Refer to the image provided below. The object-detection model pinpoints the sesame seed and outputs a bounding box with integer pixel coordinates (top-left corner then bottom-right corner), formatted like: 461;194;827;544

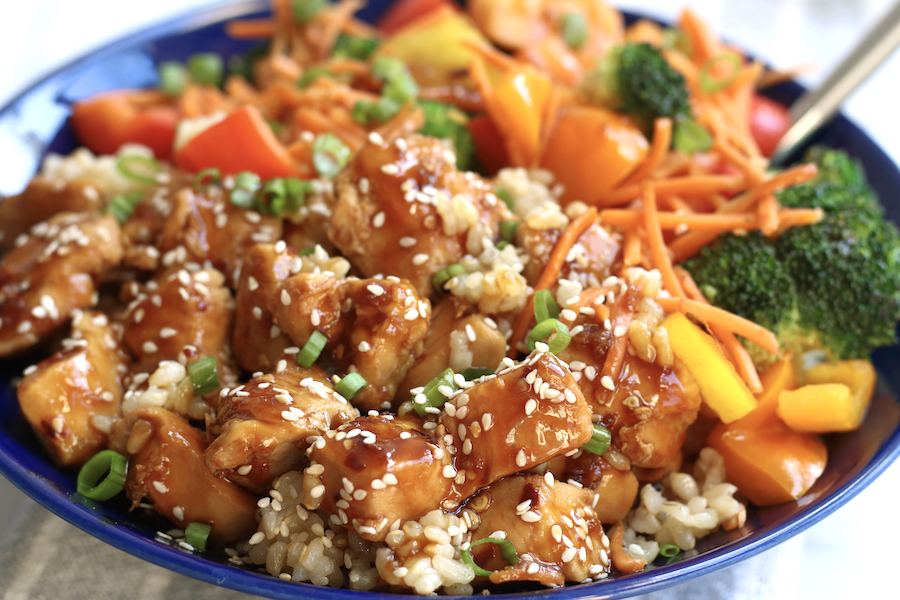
311;310;321;326
614;325;627;337
600;375;615;391
561;547;578;563
380;164;399;175
276;359;287;372
17;321;32;334
525;399;538;416
544;471;555;487
372;211;385;228
281;290;291;306
247;277;259;291
358;341;371;353
366;284;384;296
249;531;266;545
159;327;177;339
143;341;158;354
516;449;527;467
51;415;65;433
520;511;541;523
561;309;577;322
368;132;385;145
442;465;457;479
465;324;476;342
281;410;299;421
258;497;271;508
237;465;252;475
309;485;325;498
403;309;418;321
412;253;429;266
270;325;281;338
275;393;292;404
252;307;263;320
399;237;417;248
172;506;184;521
383;473;399;485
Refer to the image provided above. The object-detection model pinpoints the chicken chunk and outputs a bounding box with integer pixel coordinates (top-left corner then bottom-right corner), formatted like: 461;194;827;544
205;359;358;494
519;219;620;289
0;178;103;253
329;135;507;298
157;186;283;286
122;267;232;367
467;475;611;586
109;407;258;543
549;453;640;524
439;351;593;504
17;310;128;466
397;296;507;396
272;274;430;411
0;212;122;356
301;414;453;541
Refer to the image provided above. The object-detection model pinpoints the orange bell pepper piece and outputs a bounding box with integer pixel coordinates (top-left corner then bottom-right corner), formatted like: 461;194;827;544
707;357;827;506
70;90;179;159
176;106;297;179
488;67;553;168
539;105;649;205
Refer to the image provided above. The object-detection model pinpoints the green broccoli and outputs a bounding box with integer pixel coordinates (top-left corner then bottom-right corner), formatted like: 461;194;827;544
684;147;900;364
580;42;691;131
417;100;475;171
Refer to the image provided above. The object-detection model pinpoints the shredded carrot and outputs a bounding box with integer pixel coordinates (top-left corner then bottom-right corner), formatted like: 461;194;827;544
461;39;521;72
680;8;720;65
617;117;673;189
599;207;821;233
598;292;636;397
609;521;647;573
622;229;643;267
758;195;780;236
642;182;684;297
600;174;745;207
657;297;779;355
507;207;599;356
226;19;277;39
714;138;764;186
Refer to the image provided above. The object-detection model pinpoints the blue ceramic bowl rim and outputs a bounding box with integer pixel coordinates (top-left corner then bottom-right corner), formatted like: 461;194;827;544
1;1;899;598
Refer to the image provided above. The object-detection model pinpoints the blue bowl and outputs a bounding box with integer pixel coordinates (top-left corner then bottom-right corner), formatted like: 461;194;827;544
1;1;898;598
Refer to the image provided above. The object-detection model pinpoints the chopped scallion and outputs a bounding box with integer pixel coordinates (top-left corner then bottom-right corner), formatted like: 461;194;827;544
412;368;458;417
372;56;407;82
298;66;332;89
673;119;713;154
292;0;326;23
187;53;224;87
496;188;515;211
659;543;682;564
382;73;419;106
533;290;560;323
116;155;161;185
459;537;519;577
297;330;327;368
230;171;261;208
194;168;222;191
581;423;612;456
312;133;351;178
185;522;213;552
77;449;128;501
699;53;741;92
158;61;187;97
499;220;520;244
297;247;316;256
460;367;494;381
560;13;588;50
107;192;144;224
432;263;467;294
352;99;375;125
335;372;367;400
526;318;571;354
188;356;220;396
332;33;379;60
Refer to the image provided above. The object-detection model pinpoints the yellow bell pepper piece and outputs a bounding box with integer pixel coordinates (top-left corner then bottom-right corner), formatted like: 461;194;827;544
662;312;758;423
776;359;876;432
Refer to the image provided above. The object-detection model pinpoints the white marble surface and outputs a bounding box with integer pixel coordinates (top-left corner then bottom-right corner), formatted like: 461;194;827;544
1;0;899;598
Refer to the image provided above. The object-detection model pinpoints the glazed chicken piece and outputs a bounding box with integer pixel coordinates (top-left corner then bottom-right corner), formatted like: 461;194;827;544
0;179;104;253
205;358;358;494
329;134;508;298
519;219;621;289
467;475;611;586
156;186;283;286
272;273;430;411
122;267;233;367
397;296;507;396
548;452;640;524
439;351;593;504
301;414;453;541
0;212;122;357
17;310;128;467
109;406;258;543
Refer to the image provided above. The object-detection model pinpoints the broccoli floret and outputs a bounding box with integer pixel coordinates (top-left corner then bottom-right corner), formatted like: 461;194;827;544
684;147;900;363
580;42;691;131
417;100;475;171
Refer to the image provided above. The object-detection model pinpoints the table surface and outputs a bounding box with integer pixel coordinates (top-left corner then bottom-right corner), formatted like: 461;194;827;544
1;0;899;598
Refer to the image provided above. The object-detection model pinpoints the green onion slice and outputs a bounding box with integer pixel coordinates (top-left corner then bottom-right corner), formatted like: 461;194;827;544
188;356;219;396
560;13;588;50
297;247;316;257
332;33;379;60
496;241;509;250
412;368;458;417
432;264;467;294
159;61;187;97
194;168;222;191
312;133;352;178
335;372;367;400
298;66;332;89
297;330;327;368
230;171;262;208
116;155;161;185
77;449;128;501
460;367;494;381
292;0;326;24
352;99;375;125
581;423;612;456
185;522;213;552
659;543;682;564
372;56;407;82
382;73;419;106
661;28;692;55
187;53;224;87
107;192;144;224
533;290;560;323
496;188;515;211
460;537;519;577
527;318;571;354
699;53;741;92
499;220;520;244
673;119;713;154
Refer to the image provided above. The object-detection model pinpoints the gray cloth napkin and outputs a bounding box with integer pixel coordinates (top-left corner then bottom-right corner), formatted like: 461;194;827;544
0;501;802;600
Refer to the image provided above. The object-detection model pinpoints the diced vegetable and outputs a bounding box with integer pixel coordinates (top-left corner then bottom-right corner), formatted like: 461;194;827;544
77;449;128;501
335;373;367;400
311;133;352;178
662;312;758;422
526;318;571;354
459;537;519;577
432;263;466;294
412;368;458;417
176;106;297;179
188;356;220;396
540;105;649;204
468;115;508;175
331;33;379;60
292;0;327;24
159;61;188;97
532;289;559;323
489;67;553;168
776;359;876;432
187;53;224;87
581;423;612;456
71;90;179;159
185;522;213;552
297;331;328;368
750;94;792;157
